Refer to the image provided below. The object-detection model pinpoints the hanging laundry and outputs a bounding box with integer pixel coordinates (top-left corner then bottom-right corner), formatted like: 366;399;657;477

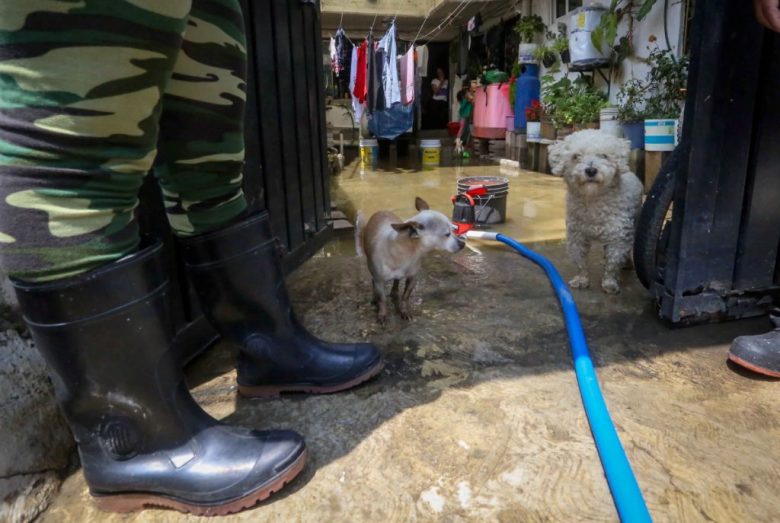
373;45;386;111
353;40;368;103
416;44;429;77
367;32;378;112
368;103;414;140
399;46;415;105
329;36;338;73
335;28;350;76
378;22;400;107
349;47;365;124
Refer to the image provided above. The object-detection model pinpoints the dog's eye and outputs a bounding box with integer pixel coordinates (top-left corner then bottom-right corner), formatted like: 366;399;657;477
573;153;581;161
598;153;608;159
445;232;451;238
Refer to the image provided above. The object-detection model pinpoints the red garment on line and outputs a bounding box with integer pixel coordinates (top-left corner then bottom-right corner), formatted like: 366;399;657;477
353;41;368;103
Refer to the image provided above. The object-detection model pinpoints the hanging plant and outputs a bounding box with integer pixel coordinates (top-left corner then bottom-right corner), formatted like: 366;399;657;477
514;14;546;43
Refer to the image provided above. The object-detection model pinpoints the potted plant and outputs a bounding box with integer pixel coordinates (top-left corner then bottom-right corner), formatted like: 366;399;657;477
616;78;648;148
525;99;543;139
642;47;688;151
542;75;606;137
515;14;546;64
533;44;558;69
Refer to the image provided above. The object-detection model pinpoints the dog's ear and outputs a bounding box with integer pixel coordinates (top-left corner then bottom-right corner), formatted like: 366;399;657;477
547;140;569;177
415;197;430;211
392;221;425;238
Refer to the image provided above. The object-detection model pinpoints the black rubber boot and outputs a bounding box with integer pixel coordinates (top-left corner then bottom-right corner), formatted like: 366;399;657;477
728;308;780;378
12;242;306;516
180;213;383;397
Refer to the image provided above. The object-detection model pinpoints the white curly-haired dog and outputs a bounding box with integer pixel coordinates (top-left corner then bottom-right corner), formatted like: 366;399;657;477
548;129;643;294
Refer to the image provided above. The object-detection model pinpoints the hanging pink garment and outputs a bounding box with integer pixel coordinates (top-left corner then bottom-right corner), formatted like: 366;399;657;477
473;83;514;139
399;47;415;105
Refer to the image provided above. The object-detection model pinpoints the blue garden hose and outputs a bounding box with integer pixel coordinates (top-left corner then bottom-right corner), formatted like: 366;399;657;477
466;230;652;523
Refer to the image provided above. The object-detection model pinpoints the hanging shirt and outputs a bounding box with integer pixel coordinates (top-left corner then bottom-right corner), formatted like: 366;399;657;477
349;47;364;124
335;28;350;76
416;44;429;76
378;23;400;107
353;41;368;104
329;37;338;73
399;47;415;106
373;46;386;111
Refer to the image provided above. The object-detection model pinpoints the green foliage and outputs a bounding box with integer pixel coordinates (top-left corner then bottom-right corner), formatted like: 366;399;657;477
636;0;658;20
541;75;607;127
616;78;649;122
616;46;689;122
514;14;546;43
644;47;689;118
591;0;658;58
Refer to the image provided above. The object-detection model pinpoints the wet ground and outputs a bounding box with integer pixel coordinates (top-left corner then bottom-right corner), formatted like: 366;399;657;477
43;159;780;522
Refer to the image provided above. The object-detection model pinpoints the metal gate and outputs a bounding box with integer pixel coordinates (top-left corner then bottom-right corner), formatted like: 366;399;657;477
139;0;332;358
652;0;780;325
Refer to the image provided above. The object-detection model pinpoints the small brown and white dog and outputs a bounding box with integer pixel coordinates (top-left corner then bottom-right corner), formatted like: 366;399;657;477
356;197;465;324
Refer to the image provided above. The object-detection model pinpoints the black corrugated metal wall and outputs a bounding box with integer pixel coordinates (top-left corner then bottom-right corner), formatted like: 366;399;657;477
139;0;332;357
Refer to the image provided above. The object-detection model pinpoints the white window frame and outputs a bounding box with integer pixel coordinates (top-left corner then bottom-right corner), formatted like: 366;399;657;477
553;0;583;25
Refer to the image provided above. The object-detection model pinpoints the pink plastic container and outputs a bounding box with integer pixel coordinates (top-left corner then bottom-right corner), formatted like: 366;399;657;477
473;83;514;139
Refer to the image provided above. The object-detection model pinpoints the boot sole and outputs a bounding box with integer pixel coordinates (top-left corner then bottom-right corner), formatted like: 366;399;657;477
728;353;780;378
238;360;384;398
92;448;307;516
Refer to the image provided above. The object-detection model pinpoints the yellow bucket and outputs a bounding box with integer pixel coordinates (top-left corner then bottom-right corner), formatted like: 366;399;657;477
359;139;378;165
420;139;441;167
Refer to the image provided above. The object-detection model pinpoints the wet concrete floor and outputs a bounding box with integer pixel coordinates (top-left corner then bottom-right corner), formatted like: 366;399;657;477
43;159;780;522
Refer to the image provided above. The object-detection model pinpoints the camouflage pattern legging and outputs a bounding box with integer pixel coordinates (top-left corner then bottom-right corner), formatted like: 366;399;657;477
0;0;248;281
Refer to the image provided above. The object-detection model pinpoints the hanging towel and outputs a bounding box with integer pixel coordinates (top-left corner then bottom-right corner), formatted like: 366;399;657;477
399;47;415;105
378;23;401;106
416;44;429;77
349;47;364;124
353;40;368;103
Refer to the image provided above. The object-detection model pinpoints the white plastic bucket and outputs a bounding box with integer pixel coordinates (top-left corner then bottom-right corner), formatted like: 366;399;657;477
420;139;441;167
518;43;538;64
569;6;609;68
599;107;621;137
526;121;541;140
644;119;677;151
359;139;378;164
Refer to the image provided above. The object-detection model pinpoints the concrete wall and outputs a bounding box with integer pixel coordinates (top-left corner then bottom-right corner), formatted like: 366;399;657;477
531;0;685;104
322;0;439;17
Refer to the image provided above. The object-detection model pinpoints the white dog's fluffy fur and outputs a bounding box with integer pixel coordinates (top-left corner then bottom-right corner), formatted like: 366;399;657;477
548;130;643;293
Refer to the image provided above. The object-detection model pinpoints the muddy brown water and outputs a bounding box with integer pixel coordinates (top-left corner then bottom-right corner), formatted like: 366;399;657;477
42;160;780;522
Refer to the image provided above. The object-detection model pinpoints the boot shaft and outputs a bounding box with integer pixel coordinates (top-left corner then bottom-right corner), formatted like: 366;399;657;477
11;242;205;456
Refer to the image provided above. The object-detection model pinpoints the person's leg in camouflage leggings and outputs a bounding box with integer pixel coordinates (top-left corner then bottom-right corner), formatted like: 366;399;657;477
0;0;247;282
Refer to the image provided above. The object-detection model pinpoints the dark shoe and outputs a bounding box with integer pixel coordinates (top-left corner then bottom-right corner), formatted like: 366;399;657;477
12;242;306;515
180;214;383;397
728;309;780;378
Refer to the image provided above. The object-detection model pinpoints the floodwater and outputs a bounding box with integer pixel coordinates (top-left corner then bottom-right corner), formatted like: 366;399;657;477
327;156;568;257
42;156;780;522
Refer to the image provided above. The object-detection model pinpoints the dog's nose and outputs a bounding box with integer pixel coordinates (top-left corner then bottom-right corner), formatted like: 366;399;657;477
585;167;598;178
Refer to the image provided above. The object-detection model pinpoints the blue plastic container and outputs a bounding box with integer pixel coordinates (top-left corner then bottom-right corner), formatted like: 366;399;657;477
622;121;645;150
514;64;540;131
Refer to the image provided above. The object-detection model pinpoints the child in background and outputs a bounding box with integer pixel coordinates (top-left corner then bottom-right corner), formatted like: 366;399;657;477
455;85;474;158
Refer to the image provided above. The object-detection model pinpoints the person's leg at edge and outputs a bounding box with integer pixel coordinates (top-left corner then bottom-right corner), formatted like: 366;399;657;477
0;1;305;514
157;0;384;397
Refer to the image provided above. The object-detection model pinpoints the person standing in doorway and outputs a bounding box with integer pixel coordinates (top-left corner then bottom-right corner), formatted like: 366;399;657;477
430;67;450;128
